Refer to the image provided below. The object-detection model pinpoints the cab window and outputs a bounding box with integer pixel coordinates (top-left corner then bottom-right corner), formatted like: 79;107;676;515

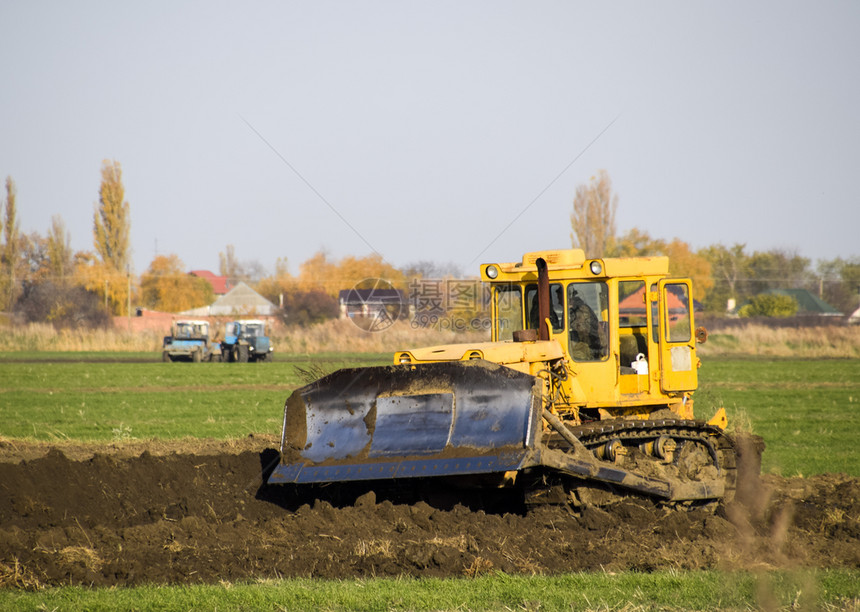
525;283;564;333
618;281;646;327
494;285;523;341
664;283;692;342
568;282;609;361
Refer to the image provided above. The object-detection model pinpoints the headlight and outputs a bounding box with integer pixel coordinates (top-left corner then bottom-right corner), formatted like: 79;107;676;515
589;261;603;275
485;265;499;279
398;353;412;364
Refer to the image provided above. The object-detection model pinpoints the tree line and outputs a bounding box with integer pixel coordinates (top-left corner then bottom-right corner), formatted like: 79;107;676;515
2;165;858;330
1;161;131;328
571;170;860;316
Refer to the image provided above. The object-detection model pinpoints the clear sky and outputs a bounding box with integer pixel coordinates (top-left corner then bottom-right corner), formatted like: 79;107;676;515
2;1;858;278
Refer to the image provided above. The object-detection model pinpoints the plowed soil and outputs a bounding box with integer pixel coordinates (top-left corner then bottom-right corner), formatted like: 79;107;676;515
1;436;858;589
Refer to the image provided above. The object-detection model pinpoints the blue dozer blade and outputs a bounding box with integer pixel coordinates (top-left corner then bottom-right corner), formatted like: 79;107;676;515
269;360;540;485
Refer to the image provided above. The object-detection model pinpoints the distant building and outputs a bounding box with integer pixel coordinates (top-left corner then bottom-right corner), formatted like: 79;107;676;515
338;288;406;320
181;282;277;316
847;305;860;325
617;285;700;324
753;288;842;317
189;270;233;296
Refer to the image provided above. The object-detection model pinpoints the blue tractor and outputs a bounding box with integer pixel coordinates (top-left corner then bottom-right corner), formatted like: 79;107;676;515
221;320;273;362
162;320;221;363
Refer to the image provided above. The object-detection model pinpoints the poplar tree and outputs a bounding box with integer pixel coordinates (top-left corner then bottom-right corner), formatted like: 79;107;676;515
1;177;20;309
570;170;617;258
94;160;130;272
78;160;132;315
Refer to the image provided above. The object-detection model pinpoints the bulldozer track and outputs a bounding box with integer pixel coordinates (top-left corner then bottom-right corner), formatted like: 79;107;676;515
567;419;739;501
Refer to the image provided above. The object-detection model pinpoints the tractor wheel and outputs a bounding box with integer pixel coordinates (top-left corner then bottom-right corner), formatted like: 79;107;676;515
162;351;172;363
237;346;249;363
192;349;202;363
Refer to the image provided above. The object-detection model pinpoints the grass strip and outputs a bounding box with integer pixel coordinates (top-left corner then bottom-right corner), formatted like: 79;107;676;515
1;570;858;611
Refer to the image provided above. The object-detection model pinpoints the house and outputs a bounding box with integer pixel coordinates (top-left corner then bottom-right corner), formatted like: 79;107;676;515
751;288;842;317
180;282;277;316
338;288;405;321
617;285;697;324
189;270;233;296
847;305;860;325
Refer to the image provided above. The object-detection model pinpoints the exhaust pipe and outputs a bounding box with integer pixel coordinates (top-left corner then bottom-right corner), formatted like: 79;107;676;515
536;257;550;341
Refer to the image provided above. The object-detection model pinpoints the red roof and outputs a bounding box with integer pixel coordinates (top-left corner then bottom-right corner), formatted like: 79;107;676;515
619;286;687;313
189;270;231;295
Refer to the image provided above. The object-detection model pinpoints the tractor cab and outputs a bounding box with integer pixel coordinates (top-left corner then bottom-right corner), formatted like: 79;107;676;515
173;320;210;340
482;250;702;422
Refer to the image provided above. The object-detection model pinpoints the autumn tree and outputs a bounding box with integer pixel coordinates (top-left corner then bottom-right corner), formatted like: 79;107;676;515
94;160;131;272
76;160;133;315
19;232;50;284
401;261;463;279
261;251;406;301
570;170;617;258
255;257;293;307
610;229;712;302
218;244;267;283
219;244;240;279
818;257;860;314
609;227;659;258
47;215;73;283
0;177;21;310
333;253;405;295
140;254;214;313
15;282;111;329
277;289;339;326
698;243;750;312
256;255;339;327
738;293;798;318
256;252;406;327
663;239;713;302
294;251;337;293
746;249;813;296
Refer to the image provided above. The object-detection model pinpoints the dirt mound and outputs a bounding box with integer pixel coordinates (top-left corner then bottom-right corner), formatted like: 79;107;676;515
1;440;858;588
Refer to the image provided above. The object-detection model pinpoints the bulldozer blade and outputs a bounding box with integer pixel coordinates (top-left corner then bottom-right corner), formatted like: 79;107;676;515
268;360;542;485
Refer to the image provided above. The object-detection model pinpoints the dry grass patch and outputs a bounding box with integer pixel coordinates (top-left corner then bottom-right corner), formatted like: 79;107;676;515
57;545;103;572
6;322;164;352
7;318;859;358
354;539;393;558
275;319;488;355
426;534;478;552
464;556;495;577
700;323;860;358
3;318;488;354
0;559;44;590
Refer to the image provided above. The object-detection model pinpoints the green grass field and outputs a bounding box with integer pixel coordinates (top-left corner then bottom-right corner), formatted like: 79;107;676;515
2;353;859;610
2;570;858;611
2;354;858;477
697;358;860;476
0;353;390;442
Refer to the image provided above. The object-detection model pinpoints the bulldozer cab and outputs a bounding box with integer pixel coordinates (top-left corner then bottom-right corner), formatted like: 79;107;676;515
484;250;699;416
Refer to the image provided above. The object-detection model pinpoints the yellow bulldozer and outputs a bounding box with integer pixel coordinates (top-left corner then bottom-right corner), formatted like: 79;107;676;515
268;249;756;507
